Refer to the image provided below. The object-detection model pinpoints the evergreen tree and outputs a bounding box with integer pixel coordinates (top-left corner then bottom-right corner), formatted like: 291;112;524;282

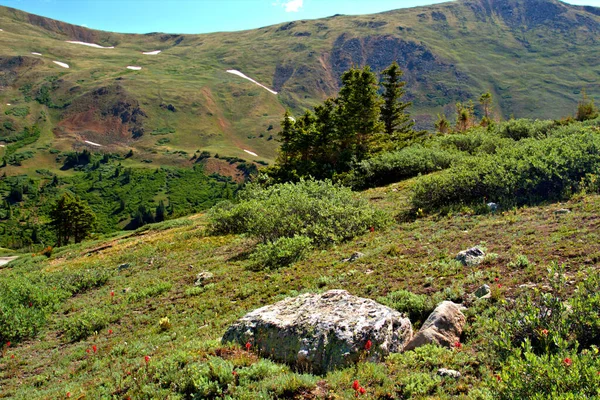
455;101;475;132
336;65;384;165
49;193;96;246
155;200;166;222
576;89;599;122
479;92;493;127
380;62;413;140
435;113;451;134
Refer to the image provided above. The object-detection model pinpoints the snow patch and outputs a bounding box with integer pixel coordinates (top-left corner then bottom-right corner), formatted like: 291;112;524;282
243;149;258;157
126;66;142;70
53;61;69;68
84;140;102;147
226;70;278;95
66;41;114;49
31;52;42;56
143;50;161;55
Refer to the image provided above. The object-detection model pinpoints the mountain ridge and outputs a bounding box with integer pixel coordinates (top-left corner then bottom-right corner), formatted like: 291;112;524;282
0;0;599;174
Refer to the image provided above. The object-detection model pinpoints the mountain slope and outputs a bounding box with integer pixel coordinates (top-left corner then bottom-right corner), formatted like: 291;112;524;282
0;0;599;172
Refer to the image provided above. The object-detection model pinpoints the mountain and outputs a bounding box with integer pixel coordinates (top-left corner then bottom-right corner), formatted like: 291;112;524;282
0;0;599;173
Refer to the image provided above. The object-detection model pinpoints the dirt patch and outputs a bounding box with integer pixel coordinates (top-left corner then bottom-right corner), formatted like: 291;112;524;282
201;158;245;183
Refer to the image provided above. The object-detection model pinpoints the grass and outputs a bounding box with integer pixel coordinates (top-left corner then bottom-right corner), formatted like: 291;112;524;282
1;179;600;398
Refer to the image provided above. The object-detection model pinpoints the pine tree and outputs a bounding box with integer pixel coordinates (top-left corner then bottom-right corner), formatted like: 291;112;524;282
49;193;96;246
336;66;384;165
380;62;413;139
435;114;451;134
576;89;599;122
155;200;166;222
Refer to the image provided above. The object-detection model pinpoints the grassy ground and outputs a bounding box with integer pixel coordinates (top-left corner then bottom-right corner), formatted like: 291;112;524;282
1;180;599;398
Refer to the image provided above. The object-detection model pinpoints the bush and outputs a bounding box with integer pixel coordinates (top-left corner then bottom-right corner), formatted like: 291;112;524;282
351;146;461;188
412;130;600;211
249;235;312;270
497;119;556;140
379;290;434;323
208;179;389;246
62;308;118;342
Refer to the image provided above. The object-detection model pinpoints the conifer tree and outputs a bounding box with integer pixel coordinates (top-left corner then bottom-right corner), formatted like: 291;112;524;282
380;62;413;139
155;200;166;222
50;193;96;246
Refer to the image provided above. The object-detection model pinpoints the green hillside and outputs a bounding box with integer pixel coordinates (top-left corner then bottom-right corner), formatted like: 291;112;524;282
0;0;599;173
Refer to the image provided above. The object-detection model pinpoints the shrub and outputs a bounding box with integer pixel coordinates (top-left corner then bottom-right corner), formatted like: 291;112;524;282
62;308;118;342
378;290;434;323
412;131;600;211
497;119;556;140
127;282;172;303
249;235;312;270
351;146;460;188
208;179;389;246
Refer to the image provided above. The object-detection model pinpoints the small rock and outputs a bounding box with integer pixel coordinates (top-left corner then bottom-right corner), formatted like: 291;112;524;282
404;301;466;351
455;247;485;266
487;202;498;212
195;271;214;287
117;263;130;271
343;252;365;262
474;284;491;299
555;208;571;215
437;368;461;379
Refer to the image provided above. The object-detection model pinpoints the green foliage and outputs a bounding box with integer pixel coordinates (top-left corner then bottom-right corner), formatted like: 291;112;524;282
62;308;118;342
576;90;599;122
4;107;30;117
249;235;312;270
498;119;556;140
49;192;97;246
412;128;600;211
351;146;460;189
209;179;389;245
270;64;413;182
378;289;434;322
127;281;172;303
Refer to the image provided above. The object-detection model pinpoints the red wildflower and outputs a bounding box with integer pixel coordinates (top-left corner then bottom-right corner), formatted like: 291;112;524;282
144;355;150;363
232;370;238;376
541;329;549;336
365;340;372;351
86;349;90;354
495;374;502;382
29;302;32;307
454;341;462;349
498;284;502;288
369;227;375;233
359;387;366;395
110;291;115;297
6;341;10;347
564;357;572;366
66;393;71;398
92;345;97;353
352;380;360;391
10;354;15;359
494;277;499;282
108;329;113;335
245;342;251;351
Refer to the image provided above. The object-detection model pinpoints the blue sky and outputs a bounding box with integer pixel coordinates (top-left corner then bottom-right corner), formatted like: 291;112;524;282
1;0;600;34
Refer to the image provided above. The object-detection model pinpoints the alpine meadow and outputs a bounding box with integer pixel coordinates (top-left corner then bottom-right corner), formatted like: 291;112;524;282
2;0;600;398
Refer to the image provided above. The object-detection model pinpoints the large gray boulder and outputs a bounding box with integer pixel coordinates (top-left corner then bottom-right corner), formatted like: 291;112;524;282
404;301;466;351
222;289;413;374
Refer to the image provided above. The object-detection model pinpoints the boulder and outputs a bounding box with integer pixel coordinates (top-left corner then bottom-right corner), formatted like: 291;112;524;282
455;247;485;266
487;202;498;212
404;301;466;351
222;289;413;374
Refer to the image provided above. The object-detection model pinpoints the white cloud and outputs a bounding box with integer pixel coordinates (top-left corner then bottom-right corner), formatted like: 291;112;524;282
273;0;304;12
283;0;303;12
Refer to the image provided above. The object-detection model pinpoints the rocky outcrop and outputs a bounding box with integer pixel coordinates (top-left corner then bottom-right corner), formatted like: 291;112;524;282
404;301;466;351
222;290;413;374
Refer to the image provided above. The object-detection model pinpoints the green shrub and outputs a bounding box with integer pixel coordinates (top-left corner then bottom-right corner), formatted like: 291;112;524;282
352;146;460;188
62;308;119;342
127;282;172;303
249;235;312;270
497;119;556;140
378;289;434;323
209;179;389;246
412;131;600;211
